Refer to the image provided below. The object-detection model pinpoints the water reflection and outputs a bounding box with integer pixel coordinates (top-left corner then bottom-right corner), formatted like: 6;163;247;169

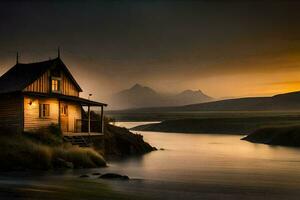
109;122;300;190
1;121;300;199
114;121;159;129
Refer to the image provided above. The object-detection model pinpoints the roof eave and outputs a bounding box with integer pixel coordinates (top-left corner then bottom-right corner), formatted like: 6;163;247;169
22;91;107;107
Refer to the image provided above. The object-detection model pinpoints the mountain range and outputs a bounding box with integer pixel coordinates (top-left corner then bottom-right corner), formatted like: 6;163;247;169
109;84;213;109
121;90;300;112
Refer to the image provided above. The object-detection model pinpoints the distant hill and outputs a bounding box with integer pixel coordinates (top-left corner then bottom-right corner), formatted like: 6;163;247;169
118;91;300;112
242;126;300;147
179;91;300;111
109;84;213;109
131;116;300;134
174;89;212;105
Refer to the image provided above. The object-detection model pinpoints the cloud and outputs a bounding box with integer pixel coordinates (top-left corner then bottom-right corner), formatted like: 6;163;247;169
0;0;300;100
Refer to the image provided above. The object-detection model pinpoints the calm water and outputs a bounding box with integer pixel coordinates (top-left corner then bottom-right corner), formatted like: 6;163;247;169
104;122;300;199
2;122;300;199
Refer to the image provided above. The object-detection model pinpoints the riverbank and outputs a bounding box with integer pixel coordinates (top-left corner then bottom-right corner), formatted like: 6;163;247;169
131;116;300;134
0;122;156;170
242;126;300;147
0;126;106;170
104;124;156;158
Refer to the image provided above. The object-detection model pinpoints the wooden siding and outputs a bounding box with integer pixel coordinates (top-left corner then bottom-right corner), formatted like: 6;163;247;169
24;69;80;97
61;73;79;97
0;94;23;133
24;71;50;93
24;96;82;133
24;96;59;132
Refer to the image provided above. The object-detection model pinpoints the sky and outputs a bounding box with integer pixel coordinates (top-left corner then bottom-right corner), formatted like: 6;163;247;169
0;0;300;102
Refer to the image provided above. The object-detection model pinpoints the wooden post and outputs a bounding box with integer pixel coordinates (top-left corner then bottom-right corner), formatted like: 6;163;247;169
100;105;105;152
88;105;91;133
101;106;104;133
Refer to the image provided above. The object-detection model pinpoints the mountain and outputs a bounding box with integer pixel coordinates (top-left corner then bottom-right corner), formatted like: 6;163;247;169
111;84;164;109
120;91;300;112
109;84;213;109
175;90;212;105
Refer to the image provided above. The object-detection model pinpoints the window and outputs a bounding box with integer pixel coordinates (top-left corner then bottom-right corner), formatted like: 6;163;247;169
39;104;50;118
51;79;61;92
61;105;68;116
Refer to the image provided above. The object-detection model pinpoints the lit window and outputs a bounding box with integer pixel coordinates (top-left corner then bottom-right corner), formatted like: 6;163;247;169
51;79;61;92
39;104;50;118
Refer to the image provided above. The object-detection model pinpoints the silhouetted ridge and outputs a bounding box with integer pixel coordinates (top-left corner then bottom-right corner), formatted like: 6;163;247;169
109;84;213;109
122;90;300;112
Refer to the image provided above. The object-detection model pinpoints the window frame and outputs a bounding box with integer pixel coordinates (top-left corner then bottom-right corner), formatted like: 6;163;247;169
61;104;68;116
51;77;62;93
39;104;50;118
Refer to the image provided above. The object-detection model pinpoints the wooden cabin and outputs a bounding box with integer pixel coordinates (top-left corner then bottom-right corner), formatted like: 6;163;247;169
0;55;107;143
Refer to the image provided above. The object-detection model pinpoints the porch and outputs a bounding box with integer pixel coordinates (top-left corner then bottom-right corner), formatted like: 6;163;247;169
22;91;107;144
60;96;107;146
62;118;105;136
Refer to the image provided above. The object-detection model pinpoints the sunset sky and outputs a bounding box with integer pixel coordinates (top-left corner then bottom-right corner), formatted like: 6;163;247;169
0;0;300;101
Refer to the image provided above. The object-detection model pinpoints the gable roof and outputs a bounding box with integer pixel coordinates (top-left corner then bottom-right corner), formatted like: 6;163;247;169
0;57;82;94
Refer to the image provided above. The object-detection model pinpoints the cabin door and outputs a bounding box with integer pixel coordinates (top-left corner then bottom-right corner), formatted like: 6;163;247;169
60;103;69;132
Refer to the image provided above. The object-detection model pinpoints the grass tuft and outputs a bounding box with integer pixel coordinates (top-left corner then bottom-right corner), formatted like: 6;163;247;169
53;147;106;168
0;125;106;170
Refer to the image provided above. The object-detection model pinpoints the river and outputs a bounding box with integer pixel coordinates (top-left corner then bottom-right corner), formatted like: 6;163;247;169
1;122;300;199
104;122;300;199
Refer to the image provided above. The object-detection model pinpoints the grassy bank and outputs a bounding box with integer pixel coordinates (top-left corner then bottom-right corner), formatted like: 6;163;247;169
0;125;106;170
242;126;300;147
0;121;157;170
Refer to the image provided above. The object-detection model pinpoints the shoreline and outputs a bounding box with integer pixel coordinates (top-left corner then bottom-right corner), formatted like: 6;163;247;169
242;125;300;147
2;128;300;200
1;168;300;200
0;174;142;200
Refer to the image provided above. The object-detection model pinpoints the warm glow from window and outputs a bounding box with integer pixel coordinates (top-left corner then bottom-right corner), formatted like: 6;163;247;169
52;79;61;92
39;104;50;118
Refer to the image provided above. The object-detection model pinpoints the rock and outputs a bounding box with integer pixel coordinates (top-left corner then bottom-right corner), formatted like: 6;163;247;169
160;148;165;151
79;174;89;178
99;173;129;180
53;158;74;169
103;124;156;157
92;172;101;175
